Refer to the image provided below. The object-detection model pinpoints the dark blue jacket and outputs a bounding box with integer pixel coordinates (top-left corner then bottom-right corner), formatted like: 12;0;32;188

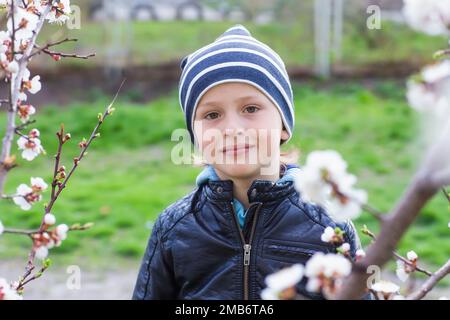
132;164;364;300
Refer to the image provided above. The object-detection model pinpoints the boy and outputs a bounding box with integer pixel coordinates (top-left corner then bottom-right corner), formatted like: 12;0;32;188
132;25;363;300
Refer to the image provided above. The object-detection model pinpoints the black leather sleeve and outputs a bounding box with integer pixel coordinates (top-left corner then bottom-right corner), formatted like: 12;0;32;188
131;215;178;300
337;219;362;260
337;219;373;300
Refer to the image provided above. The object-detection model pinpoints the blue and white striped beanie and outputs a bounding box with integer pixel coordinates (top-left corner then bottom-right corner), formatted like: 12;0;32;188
178;24;295;146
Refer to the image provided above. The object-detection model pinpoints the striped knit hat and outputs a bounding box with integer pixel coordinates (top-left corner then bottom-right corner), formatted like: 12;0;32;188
178;24;295;146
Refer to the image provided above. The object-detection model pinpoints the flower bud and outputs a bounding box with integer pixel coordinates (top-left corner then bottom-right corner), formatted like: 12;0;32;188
44;213;56;226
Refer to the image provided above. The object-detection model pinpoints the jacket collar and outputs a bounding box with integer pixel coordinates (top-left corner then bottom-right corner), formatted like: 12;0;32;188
196;163;301;203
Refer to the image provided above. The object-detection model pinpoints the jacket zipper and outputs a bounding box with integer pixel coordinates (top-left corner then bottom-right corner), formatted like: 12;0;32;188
229;201;262;300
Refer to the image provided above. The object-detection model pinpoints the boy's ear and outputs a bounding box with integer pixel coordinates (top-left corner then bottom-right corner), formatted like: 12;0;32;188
281;128;289;142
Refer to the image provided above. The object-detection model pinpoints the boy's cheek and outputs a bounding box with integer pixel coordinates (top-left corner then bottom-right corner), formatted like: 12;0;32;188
200;140;217;162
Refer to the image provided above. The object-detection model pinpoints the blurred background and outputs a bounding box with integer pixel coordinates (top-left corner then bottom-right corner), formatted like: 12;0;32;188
0;0;449;299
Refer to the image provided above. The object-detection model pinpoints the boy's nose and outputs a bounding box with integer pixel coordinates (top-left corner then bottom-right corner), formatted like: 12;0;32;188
221;115;246;136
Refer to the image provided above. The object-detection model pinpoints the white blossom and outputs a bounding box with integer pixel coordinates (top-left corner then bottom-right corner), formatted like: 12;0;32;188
29;75;41;93
371;280;400;300
56;223;69;240
29;128;40;138
31;176;47;191
12;177;47;210
7;6;39;41
260;288;279;300
22;68;42;94
338;242;351;254
355;249;366;261
0;278;22;300
0;30;10;54
325;187;367;222
5;59;18;74
17;104;36;123
422;60;450;83
407;61;450;116
46;238;55;249
18;91;27;102
46;0;72;24
321;227;335;243
12;183;33;210
0;220;4;235
261;264;304;300
396;260;410;282
17;135;44;161
403;0;450;36
407;250;418;261
14;37;31;55
265;264;304;291
294;150;367;222
34;245;48;260
305;252;352;297
44;213;56;226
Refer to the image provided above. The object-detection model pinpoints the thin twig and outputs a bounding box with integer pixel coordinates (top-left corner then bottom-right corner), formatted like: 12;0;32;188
1;193;18;199
50;124;64;203
15;119;37;131
393;252;433;277
18;80;124;290
3;225;92;236
32;41;95;60
360;203;385;222
361;226;433;276
407;259;450;300
41;48;95;60
12;2;62;286
16;261;50;291
14;128;32;141
45;79;125;214
0;2;51;195
16;265;35;291
29;37;78;58
442;188;450;204
2;228;37;236
434;49;450;59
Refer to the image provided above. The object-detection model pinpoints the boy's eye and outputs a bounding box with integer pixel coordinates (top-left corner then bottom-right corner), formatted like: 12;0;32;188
204;112;220;120
244;105;260;113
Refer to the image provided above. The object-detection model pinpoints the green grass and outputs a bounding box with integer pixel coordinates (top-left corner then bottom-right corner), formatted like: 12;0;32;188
0;81;449;276
33;19;448;68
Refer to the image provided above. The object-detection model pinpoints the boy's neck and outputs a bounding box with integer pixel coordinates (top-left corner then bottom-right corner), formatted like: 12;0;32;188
215;167;280;209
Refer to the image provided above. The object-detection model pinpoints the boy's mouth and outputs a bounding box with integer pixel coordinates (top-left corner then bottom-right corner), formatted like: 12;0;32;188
221;144;254;155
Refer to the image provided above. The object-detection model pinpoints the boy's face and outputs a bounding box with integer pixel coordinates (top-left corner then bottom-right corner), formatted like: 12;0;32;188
193;82;289;179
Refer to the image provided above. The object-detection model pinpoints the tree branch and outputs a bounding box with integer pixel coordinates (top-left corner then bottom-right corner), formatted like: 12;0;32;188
2;228;36;236
407;259;450;300
15;119;37;131
334;172;439;299
41;48;95;60
28;37;78;58
361;225;433;276
0;3;51;195
44;79;125;215
31;39;95;61
334;115;450;299
17;79;124;291
441;188;450;204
